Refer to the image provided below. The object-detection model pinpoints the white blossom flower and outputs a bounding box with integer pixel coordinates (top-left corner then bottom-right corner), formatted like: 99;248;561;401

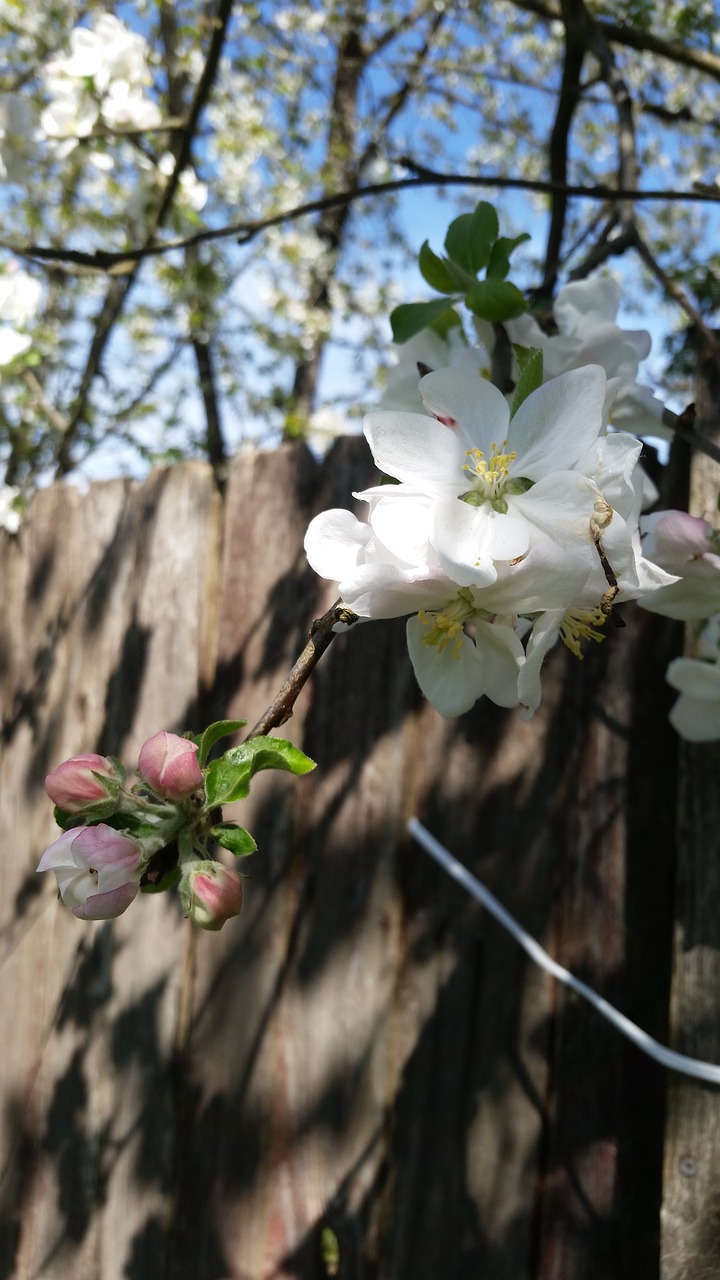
638;510;720;619
505;274;665;437
666;617;720;741
40;86;99;141
379;324;492;413
0;267;41;367
101;81;162;131
0;329;31;365
0;269;42;327
360;365;634;587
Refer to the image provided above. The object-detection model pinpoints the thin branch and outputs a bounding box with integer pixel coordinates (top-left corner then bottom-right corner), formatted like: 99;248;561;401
22;369;70;437
161;0;228;472
192;336;227;470
245;602;359;740
540;0;586;295
663;404;720;466
632;223;720;355
9;170;720;277
507;0;720;84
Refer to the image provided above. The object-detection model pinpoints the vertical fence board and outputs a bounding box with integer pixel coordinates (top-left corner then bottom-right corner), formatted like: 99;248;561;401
661;348;720;1280
0;464;222;1280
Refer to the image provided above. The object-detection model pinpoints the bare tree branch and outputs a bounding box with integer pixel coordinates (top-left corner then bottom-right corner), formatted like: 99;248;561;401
507;0;720;84
193;336;227;471
540;0;586;297
8;171;720;278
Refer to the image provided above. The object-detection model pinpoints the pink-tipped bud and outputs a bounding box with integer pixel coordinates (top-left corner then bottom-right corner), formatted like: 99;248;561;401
180;862;244;931
37;823;143;920
45;753;121;814
138;731;203;802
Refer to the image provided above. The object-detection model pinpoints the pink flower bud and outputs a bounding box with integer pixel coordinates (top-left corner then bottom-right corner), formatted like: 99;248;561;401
180;862;244;931
45;753;121;813
138;731;203;801
37;823;143;920
640;510;715;569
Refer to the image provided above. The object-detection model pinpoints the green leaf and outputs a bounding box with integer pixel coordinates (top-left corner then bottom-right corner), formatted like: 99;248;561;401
390;298;461;344
53;805;78;831
513;343;542;373
464;279;528;322
204;736;316;806
226;736;316;778
204;758;253;806
510;347;544;416
418;242;465;293
211;823;257;856
486;233;531;280
444;202;499;274
428;307;463;340
197;719;248;767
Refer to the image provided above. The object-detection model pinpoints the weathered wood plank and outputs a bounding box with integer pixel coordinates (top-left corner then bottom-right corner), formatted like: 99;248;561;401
661;348;720;1280
0;463;222;1280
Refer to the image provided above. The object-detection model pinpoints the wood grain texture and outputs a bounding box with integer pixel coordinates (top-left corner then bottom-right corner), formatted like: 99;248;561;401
661;348;720;1280
0;441;684;1279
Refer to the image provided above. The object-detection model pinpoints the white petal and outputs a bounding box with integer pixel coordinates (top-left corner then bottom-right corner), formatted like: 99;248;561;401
364;409;465;487
666;657;720;699
670;694;720;742
406;618;485;717
341;564;451;619
407;615;523;717
510;367;607;476
431;497;525;584
517;610;564;716
418;367;510;451
361;488;435;566
304;508;372;583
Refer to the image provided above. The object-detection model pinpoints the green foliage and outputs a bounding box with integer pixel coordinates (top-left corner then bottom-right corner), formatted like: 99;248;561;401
391;200;528;344
444;202;499;274
418;241;473;293
510;346;544;415
210;822;258;856
487;234;531;281
391;298;463;343
204;736;316;807
196;719;248;767
464;279;527;322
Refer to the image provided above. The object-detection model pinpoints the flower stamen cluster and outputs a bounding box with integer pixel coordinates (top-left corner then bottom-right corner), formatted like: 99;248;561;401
559;608;607;660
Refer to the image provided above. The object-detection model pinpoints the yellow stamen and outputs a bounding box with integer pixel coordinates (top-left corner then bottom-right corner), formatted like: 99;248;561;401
463;440;517;495
560;607;607;660
419;589;476;659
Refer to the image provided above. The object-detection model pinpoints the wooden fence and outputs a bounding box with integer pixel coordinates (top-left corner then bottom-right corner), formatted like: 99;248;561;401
0;430;715;1280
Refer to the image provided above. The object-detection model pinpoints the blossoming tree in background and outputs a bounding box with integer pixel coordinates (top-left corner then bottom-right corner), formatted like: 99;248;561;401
1;0;720;927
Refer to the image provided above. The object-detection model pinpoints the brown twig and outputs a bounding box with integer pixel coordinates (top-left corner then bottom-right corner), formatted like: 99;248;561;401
245;601;359;740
